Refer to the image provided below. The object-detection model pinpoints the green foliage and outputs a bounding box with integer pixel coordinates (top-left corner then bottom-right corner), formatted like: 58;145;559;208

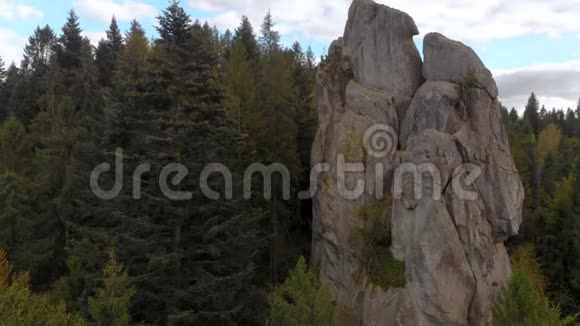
368;247;406;290
88;248;135;326
504;98;580;316
56;10;84;74
223;39;256;136
95;17;124;87
267;257;336;326
523;93;540;135
0;116;33;174
511;245;547;291
0;248;86;325
535;123;562;166
0;5;318;325
234;16;260;62
259;10;281;55
492;272;568;326
351;197;405;290
492;245;577;326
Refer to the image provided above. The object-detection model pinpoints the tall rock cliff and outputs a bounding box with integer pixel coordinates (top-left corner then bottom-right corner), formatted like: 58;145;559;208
311;0;525;325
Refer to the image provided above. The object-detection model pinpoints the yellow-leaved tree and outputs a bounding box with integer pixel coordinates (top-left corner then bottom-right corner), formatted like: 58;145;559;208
0;248;86;325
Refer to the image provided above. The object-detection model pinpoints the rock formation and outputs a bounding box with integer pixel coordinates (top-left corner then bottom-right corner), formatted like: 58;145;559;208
311;0;524;325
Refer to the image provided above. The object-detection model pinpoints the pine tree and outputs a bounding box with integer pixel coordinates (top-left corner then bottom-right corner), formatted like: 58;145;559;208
234;16;260;62
268;257;335;326
0;171;60;287
31;92;88;207
223;39;256;142
102;19;149;149
0;116;34;175
22;25;56;74
259;10;280;56
0;56;6;85
0;58;6;122
57;10;84;74
250;49;300;283
291;41;317;236
17;25;56;124
95;17;124;87
509;108;519;124
156;0;191;46
564;108;576;137
88;248;135;326
116;3;268;323
305;46;316;70
1;63;24;120
524;93;540;135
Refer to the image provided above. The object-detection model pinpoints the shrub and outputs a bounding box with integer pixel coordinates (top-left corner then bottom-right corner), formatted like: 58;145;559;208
492;245;578;326
492;272;568;326
368;247;405;290
267;257;336;326
351;197;405;291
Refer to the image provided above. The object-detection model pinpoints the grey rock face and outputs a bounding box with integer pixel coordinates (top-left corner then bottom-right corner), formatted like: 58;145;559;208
423;32;499;99
400;81;465;145
311;1;524;325
343;0;423;97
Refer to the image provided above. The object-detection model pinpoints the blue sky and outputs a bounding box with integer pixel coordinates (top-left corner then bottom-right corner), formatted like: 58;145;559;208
0;0;579;111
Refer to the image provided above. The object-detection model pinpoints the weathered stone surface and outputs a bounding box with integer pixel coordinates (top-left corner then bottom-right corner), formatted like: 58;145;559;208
451;88;524;241
312;1;523;325
400;81;465;145
423;32;499;99
312;39;404;325
392;130;475;324
343;0;423;97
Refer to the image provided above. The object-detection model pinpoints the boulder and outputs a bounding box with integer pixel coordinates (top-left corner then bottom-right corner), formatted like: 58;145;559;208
343;0;423;97
423;32;499;99
400;81;465;145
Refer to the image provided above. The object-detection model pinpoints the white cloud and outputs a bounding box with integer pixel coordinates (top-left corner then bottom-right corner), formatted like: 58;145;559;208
0;28;27;66
191;0;348;41
0;0;42;20
189;0;580;43
83;31;107;46
494;60;580;111
74;0;157;23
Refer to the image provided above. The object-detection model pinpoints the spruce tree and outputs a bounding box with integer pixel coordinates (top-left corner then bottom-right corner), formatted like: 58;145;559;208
0;57;6;121
268;257;335;326
95;17;124;87
120;3;267;323
0;176;60;285
250;49;300;284
1;64;23;120
156;0;191;46
523;92;540;135
564;108;576;137
259;10;281;56
291;42;318;236
22;25;56;74
57;10;83;73
223;39;256;142
234;16;260;62
17;25;56;124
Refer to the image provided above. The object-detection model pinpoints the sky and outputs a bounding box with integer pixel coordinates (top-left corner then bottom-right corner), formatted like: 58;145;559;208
0;0;579;112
